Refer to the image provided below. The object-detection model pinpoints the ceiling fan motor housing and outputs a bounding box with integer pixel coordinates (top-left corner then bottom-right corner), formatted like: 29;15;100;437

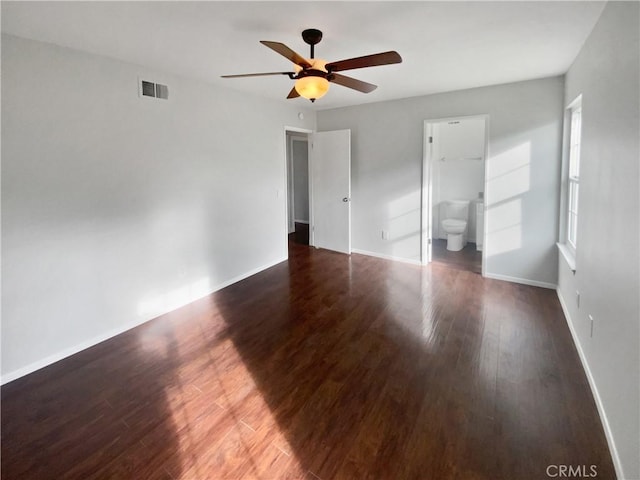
296;69;328;79
302;29;323;46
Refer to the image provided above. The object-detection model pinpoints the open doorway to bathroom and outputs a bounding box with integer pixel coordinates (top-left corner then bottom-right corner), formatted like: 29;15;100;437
422;115;487;274
286;130;311;246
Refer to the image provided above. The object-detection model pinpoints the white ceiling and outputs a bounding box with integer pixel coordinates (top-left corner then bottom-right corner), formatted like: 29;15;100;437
1;1;605;110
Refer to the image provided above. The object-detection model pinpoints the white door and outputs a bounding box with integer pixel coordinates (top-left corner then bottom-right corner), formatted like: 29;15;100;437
311;130;351;254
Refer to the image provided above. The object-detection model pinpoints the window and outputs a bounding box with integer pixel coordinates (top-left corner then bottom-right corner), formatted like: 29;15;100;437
566;96;582;252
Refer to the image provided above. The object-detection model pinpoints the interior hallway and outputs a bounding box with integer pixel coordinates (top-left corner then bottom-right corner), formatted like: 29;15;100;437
289;221;310;246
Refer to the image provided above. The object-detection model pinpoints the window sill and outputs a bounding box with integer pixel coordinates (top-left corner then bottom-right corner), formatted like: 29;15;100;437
557;242;576;273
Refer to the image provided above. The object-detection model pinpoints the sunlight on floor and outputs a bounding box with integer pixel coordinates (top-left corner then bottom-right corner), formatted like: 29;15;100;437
380;265;439;350
419;270;439;347
151;322;312;479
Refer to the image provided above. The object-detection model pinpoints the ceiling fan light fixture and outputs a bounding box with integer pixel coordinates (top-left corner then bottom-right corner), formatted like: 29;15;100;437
222;29;402;101
294;76;330;101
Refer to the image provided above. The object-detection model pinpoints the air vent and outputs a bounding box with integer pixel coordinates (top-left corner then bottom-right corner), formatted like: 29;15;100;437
139;79;169;100
141;81;155;97
155;83;169;100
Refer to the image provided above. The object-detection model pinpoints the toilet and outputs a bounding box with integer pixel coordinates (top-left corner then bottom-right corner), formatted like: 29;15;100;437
440;200;470;251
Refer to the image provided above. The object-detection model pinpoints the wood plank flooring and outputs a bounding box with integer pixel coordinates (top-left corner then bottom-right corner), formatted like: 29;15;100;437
432;238;482;273
1;241;615;479
289;222;310;246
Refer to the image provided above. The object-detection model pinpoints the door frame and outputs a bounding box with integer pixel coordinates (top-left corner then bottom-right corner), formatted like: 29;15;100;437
284;126;313;248
421;114;490;276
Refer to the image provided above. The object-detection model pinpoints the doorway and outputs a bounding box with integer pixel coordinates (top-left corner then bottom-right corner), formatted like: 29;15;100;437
286;129;311;246
422;115;488;274
284;127;352;255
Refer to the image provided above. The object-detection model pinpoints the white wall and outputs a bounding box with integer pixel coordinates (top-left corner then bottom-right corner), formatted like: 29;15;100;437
437;117;486;163
318;76;564;286
557;3;640;478
0;35;316;382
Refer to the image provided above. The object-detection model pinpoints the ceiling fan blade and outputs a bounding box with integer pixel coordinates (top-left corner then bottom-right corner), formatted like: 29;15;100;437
326;51;402;72
329;73;377;93
287;87;300;99
260;41;312;69
221;72;294;78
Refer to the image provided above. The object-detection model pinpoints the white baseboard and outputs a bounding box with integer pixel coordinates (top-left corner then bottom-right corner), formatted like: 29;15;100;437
351;252;555;289
483;272;556;289
556;290;624;480
293;219;309;224
212;256;287;292
1;318;154;386
352;248;422;266
0;256;287;386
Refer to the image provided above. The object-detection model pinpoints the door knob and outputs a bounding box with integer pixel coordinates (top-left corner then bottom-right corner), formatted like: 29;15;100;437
342;197;350;202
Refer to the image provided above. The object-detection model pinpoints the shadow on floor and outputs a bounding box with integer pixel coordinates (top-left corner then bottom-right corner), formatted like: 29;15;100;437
1;243;616;479
1;322;185;479
210;241;615;479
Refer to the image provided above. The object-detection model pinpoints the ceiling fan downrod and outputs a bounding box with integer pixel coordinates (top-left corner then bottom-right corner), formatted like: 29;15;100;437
301;28;323;59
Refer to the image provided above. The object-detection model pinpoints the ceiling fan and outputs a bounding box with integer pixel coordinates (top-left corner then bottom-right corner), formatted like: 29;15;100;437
221;29;402;102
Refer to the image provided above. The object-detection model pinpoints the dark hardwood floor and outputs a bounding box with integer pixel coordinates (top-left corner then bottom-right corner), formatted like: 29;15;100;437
1;242;615;479
289;222;310;246
432;238;482;273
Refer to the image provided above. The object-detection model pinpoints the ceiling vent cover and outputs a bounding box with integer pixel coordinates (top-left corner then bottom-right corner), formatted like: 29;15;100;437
139;79;169;100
